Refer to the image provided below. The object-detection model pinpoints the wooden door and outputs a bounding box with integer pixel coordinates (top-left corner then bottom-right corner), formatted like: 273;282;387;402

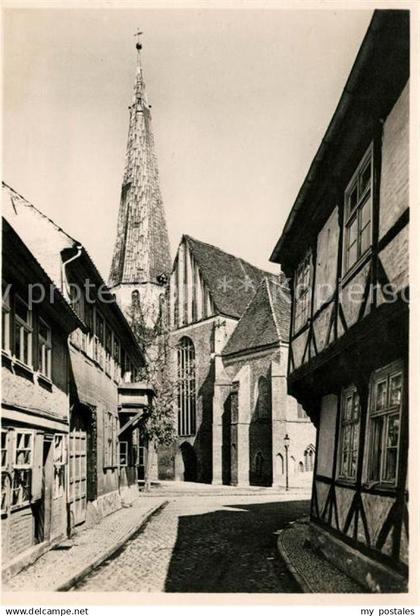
68;430;87;527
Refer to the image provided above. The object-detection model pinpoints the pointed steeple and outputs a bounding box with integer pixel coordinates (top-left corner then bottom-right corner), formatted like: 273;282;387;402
109;34;171;292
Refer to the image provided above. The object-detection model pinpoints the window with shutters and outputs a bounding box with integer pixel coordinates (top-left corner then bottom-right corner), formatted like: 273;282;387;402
53;434;66;499
12;430;33;508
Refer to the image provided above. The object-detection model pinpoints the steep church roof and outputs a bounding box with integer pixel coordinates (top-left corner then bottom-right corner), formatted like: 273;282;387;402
222;276;291;356
108;39;171;288
183;234;282;320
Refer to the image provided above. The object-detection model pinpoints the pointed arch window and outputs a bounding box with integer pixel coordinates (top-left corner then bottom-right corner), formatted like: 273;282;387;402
177;337;196;437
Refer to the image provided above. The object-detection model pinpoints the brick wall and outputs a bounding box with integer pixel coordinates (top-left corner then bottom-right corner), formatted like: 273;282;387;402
379;81;409;239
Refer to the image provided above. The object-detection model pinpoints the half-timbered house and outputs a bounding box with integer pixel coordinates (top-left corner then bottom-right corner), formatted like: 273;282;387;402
2;183;151;537
270;10;409;592
1;218;80;578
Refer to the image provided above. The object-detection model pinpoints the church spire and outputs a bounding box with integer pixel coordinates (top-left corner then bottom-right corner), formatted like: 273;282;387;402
133;30;148;107
109;34;171;295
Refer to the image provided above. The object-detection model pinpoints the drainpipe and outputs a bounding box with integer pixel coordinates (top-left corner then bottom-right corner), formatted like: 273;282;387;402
61;244;83;299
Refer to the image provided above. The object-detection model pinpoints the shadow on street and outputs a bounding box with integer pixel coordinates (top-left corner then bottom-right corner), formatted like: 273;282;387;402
164;499;310;593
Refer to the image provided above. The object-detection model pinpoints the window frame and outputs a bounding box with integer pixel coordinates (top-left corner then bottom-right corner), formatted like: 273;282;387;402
177;337;196;437
38;316;52;379
1;430;9;513
366;361;404;488
118;441;128;467
11;429;34;509
2;282;11;354
343;144;373;275
53;434;66;499
94;308;105;368
293;251;313;334
338;386;361;482
14;294;33;368
104;322;113;376
113;334;121;382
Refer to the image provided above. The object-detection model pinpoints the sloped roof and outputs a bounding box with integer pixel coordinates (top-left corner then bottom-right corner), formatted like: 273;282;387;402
2;182;77;292
183;235;280;319
2;218;82;333
2;182;143;361
222;276;291;357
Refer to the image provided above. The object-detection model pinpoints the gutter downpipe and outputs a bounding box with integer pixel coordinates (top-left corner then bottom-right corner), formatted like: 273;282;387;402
61;244;83;300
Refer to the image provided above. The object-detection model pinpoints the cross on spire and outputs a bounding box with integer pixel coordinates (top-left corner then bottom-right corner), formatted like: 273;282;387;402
134;29;143;50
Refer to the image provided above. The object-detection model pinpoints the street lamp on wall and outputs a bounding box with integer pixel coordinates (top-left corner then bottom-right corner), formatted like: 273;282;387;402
284;433;290;492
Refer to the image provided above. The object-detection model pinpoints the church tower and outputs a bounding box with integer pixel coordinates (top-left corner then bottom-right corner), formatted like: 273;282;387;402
109;35;171;329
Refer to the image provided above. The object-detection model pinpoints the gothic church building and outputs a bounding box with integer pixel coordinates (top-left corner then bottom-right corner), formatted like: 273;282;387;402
109;40;315;487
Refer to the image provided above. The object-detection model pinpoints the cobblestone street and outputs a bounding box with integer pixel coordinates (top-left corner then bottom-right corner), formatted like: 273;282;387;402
73;493;310;593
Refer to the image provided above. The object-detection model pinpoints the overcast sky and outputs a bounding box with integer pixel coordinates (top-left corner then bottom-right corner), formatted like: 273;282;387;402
3;7;374;279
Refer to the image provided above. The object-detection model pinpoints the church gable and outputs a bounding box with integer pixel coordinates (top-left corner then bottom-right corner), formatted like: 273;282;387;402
184;235;275;319
170;237;216;329
222;277;290;357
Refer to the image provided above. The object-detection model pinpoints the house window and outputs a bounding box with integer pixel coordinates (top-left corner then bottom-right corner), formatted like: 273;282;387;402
104;412;118;468
137;445;145;467
119;441;128;467
1;430;8;513
177;337;196;437
338;387;360;481
294;252;312;333
12;430;33;508
14;295;33;367
69;286;83;349
94;310;105;367
105;323;112;375
367;361;404;486
344;146;373;272
113;336;121;381
2;282;11;353
53;434;66;499
84;300;94;357
38;317;52;379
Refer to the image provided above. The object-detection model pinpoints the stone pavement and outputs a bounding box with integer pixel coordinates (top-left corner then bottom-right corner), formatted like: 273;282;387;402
74;492;311;593
3;496;166;592
277;518;364;593
143;479;312;498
